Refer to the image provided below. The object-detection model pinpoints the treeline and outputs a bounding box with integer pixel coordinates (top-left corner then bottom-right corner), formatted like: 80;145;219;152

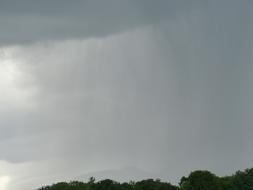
38;167;253;190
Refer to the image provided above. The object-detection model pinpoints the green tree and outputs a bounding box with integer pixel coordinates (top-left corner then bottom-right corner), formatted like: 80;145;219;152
179;170;221;190
134;179;176;190
233;168;253;190
220;176;238;190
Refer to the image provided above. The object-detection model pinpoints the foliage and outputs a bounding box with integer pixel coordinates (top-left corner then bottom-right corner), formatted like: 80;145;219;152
37;167;253;190
179;170;221;190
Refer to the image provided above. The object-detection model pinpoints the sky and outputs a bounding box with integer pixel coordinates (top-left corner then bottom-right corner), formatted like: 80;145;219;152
0;0;253;189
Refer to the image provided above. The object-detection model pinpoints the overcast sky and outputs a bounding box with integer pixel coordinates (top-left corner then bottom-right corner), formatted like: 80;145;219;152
0;1;253;190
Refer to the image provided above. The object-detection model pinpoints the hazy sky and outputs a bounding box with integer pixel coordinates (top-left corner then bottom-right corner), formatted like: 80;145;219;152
0;1;253;190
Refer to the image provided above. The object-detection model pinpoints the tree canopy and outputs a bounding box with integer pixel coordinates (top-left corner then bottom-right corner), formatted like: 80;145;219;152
38;167;253;190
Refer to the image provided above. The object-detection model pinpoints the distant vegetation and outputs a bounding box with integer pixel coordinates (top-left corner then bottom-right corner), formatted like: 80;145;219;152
38;167;253;190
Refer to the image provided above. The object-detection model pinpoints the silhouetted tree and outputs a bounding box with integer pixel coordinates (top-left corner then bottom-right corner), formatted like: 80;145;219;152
179;170;221;190
37;167;253;190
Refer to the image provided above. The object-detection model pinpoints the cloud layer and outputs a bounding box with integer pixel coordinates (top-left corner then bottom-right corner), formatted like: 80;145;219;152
0;0;191;46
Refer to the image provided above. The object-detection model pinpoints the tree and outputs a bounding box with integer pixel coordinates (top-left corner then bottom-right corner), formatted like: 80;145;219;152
220;176;238;190
36;167;253;190
232;168;253;190
134;179;176;190
179;170;221;190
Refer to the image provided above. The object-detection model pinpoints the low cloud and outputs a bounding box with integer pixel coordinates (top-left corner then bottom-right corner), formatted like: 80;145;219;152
0;0;190;46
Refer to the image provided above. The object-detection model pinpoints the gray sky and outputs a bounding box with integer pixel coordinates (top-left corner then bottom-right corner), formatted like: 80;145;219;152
0;1;253;190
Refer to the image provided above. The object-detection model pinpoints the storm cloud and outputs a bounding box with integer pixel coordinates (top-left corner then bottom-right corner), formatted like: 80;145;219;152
0;0;192;46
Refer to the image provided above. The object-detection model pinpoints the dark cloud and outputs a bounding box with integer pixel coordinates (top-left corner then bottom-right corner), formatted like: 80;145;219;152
0;0;192;46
